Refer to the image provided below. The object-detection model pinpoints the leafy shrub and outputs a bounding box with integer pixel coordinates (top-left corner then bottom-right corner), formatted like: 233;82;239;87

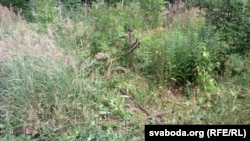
31;0;59;32
139;0;165;28
190;0;250;54
138;13;214;88
188;0;250;86
84;2;145;66
195;43;217;91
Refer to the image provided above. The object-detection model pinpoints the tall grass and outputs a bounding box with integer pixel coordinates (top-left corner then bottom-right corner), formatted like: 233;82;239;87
0;55;125;140
138;9;209;87
0;5;122;140
0;2;250;140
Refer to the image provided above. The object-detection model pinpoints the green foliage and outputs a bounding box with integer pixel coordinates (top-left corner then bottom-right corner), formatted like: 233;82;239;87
89;4;127;54
0;0;33;20
102;0;132;6
137;30;165;83
85;2;145;66
0;55;85;139
0;134;33;141
138;0;165;28
224;52;250;87
195;44;217;91
60;0;87;21
1;0;250;139
32;0;58;32
57;124;122;141
138;15;217;88
190;0;250;54
0;54;125;140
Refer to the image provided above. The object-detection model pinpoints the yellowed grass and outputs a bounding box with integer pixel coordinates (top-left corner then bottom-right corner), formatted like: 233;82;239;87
0;5;76;72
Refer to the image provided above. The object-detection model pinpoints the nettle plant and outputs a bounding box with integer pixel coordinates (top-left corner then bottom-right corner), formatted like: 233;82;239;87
195;43;217;91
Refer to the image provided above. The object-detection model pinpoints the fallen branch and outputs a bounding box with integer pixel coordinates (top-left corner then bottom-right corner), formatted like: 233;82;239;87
137;104;151;116
119;88;174;124
119;88;134;99
137;104;162;124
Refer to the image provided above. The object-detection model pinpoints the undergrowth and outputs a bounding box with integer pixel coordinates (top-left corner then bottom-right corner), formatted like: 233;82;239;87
0;1;249;140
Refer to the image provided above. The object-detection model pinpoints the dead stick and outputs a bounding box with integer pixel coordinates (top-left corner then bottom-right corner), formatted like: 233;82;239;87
119;88;165;124
146;110;174;120
119;88;133;99
137;104;162;124
128;40;140;53
137;104;151;116
146;112;168;120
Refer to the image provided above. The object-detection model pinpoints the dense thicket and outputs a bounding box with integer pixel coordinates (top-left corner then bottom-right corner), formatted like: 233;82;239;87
191;0;250;54
0;0;249;140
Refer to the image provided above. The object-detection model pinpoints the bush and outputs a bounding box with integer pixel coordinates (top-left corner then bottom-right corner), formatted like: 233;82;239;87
190;0;250;54
138;13;215;88
139;0;165;28
84;2;145;66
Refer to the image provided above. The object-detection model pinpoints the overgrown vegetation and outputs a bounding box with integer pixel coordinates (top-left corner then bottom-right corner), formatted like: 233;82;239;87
0;0;249;140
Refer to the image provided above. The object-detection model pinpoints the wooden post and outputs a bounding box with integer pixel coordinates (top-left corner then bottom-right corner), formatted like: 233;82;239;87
128;26;135;71
121;0;124;7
